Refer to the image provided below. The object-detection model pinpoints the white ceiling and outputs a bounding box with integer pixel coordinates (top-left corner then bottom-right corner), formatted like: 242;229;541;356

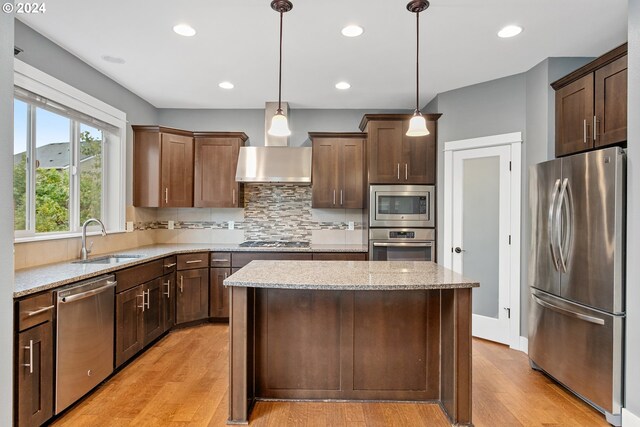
18;0;628;109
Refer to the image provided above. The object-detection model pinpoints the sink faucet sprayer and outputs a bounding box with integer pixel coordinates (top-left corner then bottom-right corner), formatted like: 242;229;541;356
80;218;107;260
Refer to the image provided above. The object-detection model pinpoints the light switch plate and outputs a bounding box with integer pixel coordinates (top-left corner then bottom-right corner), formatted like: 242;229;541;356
126;221;134;232
228;221;235;230
348;221;355;231
168;220;174;230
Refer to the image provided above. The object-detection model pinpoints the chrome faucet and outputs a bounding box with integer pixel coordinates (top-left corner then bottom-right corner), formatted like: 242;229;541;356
81;218;107;260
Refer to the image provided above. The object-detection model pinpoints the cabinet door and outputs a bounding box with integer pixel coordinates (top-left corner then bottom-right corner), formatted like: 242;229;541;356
368;120;404;183
339;139;365;208
194;137;242;207
312;139;339;208
161;272;176;332
115;285;144;367
210;268;231;319
555;74;594;157
17;322;53;427
176;268;209;324
402;120;436;184
160;132;194;207
595;55;627;148
143;278;164;346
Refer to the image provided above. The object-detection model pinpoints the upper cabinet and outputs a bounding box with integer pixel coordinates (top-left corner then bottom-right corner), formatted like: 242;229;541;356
194;133;247;208
552;43;627;157
133;126;194;207
133;126;247;208
310;133;366;209
359;114;440;185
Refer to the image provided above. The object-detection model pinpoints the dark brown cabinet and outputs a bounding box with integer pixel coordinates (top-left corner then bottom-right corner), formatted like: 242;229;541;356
142;278;164;346
161;272;176;332
552;44;627;157
359;114;440;185
176;253;210;324
194;133;247;208
115;285;144;367
310;133;365;209
210;267;230;319
16;322;53;427
133;126;194;207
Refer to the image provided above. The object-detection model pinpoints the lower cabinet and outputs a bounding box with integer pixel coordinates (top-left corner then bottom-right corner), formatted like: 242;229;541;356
161;272;176;332
16;322;53;427
210;268;230;319
115;285;144;368
176;268;209;324
143;278;164;346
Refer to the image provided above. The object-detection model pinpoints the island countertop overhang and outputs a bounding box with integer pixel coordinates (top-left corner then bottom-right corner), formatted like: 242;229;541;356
223;260;479;291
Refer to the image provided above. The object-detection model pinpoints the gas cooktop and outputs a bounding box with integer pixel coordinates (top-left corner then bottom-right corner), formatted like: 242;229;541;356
239;241;310;248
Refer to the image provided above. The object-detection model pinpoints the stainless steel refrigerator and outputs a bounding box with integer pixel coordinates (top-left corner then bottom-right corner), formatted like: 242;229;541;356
528;146;625;426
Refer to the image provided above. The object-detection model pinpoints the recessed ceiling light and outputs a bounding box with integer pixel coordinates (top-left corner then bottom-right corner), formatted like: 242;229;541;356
335;82;351;90
341;25;364;37
219;81;234;89
498;25;523;38
101;55;126;64
173;24;196;37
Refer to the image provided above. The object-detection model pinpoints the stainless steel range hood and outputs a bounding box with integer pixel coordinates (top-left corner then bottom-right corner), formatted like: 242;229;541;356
235;102;312;184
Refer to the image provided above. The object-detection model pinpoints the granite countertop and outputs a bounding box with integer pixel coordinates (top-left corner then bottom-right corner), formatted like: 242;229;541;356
14;243;369;298
224;260;480;291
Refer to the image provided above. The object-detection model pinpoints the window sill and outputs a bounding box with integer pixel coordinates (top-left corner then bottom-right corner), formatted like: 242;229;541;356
14;229;126;244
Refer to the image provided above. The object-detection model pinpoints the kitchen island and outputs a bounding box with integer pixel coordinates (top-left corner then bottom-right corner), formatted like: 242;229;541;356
224;260;479;426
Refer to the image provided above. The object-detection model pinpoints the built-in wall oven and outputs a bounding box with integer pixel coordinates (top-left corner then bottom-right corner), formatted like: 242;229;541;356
369;228;435;262
369;185;435;228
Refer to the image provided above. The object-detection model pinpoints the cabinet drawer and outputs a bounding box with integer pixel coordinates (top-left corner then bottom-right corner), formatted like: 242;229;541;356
231;252;313;268
116;259;164;293
177;252;209;270
210;252;231;267
312;252;367;261
162;256;177;274
17;292;54;332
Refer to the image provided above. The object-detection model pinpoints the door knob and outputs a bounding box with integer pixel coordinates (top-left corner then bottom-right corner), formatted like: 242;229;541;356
454;247;465;254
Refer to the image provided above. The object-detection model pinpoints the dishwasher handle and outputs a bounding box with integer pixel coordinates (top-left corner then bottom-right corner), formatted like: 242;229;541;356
60;281;116;304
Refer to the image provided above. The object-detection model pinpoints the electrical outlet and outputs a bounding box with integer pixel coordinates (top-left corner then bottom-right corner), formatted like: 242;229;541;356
228;221;235;230
348;221;355;231
126;221;134;232
168;220;174;230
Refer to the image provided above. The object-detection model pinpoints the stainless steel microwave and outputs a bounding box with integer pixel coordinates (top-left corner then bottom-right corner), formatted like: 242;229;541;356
369;185;435;228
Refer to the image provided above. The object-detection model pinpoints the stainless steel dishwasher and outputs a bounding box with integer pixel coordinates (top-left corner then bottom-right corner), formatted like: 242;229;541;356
55;274;116;414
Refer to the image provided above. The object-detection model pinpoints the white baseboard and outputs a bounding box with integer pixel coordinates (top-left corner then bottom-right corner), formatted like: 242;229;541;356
511;336;528;354
623;408;640;427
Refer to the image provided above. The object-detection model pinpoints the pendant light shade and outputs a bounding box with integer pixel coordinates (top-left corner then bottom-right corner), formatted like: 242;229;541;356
406;0;430;137
268;0;293;137
268;110;292;137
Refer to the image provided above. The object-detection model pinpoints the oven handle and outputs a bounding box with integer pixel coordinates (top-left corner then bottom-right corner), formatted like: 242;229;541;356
373;242;433;248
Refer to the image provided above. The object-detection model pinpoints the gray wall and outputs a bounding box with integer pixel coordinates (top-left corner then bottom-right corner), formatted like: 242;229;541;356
157;108;404;147
14;20;158;204
626;0;640;417
1;5;15;425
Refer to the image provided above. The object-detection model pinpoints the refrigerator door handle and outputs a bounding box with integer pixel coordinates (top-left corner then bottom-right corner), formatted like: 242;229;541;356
556;178;571;273
548;179;562;271
532;294;605;325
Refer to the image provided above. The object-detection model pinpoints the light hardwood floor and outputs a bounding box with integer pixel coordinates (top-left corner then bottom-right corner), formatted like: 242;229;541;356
51;324;609;427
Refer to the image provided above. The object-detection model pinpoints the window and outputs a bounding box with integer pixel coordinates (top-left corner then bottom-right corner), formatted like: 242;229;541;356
14;60;126;240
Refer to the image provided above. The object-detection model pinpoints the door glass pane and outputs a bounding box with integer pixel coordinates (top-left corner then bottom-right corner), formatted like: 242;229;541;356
463;156;500;319
35;107;71;233
13;99;28;231
79;124;103;225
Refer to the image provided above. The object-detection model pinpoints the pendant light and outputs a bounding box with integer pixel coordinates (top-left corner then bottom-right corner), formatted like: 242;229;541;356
406;0;430;137
267;0;293;137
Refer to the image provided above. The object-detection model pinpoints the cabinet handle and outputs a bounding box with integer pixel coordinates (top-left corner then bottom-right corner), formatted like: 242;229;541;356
180;275;184;293
593;116;599;142
397;163;400;180
333;189;336;206
24;339;33;374
164;280;171;298
137;293;145;312
583;119;587;143
405;163;408;180
164;262;177;268
340;190;343;206
26;305;54;317
145;289;150;310
232;189;236;205
165;188;169;204
186;259;202;264
224;272;228;279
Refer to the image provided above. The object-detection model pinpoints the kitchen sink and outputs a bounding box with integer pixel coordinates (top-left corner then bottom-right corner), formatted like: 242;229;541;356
73;254;143;264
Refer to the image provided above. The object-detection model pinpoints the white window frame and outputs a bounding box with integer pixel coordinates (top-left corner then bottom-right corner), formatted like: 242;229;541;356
14;59;126;242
